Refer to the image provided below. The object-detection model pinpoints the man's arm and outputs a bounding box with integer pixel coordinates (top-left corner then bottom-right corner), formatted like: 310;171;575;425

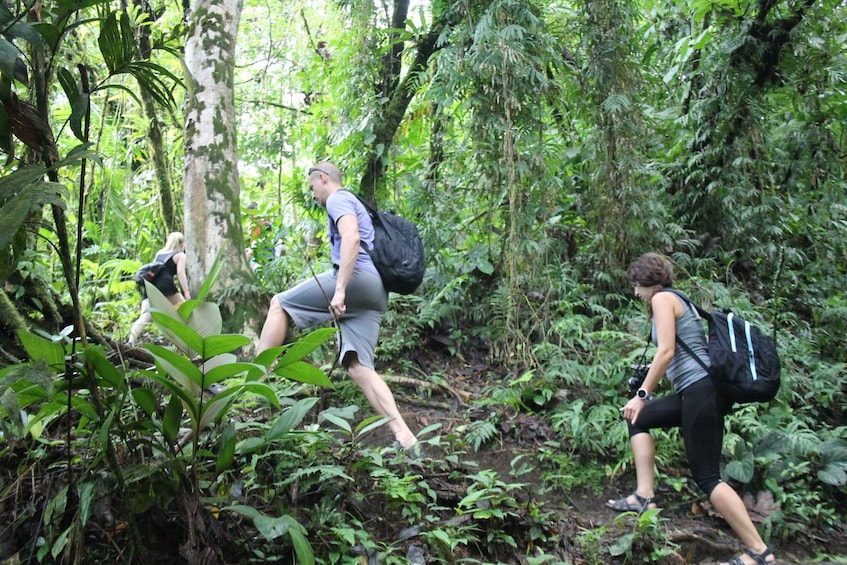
330;214;360;315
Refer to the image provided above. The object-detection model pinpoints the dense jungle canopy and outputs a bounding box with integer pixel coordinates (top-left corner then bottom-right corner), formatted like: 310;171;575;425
1;0;846;563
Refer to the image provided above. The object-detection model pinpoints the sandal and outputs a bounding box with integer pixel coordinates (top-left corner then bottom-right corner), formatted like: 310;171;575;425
723;546;774;565
604;492;658;513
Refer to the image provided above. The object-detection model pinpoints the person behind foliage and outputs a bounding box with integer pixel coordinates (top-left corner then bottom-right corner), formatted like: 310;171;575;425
256;161;420;453
129;232;191;346
607;253;776;565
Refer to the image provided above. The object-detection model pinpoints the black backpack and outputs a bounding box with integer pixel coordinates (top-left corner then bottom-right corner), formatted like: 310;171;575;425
133;262;165;285
345;191;425;295
133;251;177;286
664;289;781;404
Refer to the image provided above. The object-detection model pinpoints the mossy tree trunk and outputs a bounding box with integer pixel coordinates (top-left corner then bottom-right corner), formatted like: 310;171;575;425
183;0;261;339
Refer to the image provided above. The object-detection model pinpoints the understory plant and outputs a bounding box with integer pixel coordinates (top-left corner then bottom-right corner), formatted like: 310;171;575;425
0;274;336;563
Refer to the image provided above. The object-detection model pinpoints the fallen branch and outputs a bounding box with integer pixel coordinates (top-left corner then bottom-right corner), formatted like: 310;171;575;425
395;395;454;411
383;374;472;405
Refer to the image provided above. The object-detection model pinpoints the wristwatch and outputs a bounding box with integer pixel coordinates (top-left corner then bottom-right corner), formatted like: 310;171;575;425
636;388;652;401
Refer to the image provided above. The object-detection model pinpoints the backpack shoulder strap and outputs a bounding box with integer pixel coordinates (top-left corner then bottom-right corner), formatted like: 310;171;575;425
338;189;380;255
156;250;179;264
660;288;710;372
340;189;379;219
661;287;711;320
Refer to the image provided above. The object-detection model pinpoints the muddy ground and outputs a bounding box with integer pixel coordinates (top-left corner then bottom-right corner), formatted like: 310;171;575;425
373;346;847;565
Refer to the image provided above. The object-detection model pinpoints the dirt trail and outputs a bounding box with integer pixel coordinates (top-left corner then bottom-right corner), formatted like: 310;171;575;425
382;348;847;565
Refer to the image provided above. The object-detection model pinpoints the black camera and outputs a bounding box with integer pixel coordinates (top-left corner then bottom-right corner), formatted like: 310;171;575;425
626;364;650;396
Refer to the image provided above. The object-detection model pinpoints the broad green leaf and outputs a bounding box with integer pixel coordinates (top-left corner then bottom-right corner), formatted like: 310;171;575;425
320;411;352;433
274;360;333;388
355;415;391;437
265;397;320;442
238;382;279;407
7;23;42;50
50;526;72;559
198;396;236;431
216;423;237;473
204;362;263;385
236;436;264;454
253;513;292;540
201;353;239;378
162;395;182;445
199;382;278;431
97;403;118;452
184;301;223;338
150;311;204;357
221;504;263;519
0;37;20;79
254;346;285;369
725;458;754;483
663;62;680;85
57;66;88;141
132;388;157;416
202;334;250;358
609;532;634;557
16;330;65;369
222;506;309;549
1;362;54;407
27;399;68;439
78;482;95;528
475;258;494;275
143;370;199;416
283;516;315;565
81;346;126;391
146;344;204;394
818;463;847;486
144;283;184;323
276;328;337;366
70;396;98;421
692;28;712;49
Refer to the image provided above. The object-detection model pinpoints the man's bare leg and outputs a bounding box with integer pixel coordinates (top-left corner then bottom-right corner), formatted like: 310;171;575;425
258;296;289;353
346;358;417;448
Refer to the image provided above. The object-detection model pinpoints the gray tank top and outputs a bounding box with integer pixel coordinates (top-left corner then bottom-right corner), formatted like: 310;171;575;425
651;293;710;392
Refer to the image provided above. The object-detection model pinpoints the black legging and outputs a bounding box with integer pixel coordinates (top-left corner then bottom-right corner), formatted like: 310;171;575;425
628;376;733;497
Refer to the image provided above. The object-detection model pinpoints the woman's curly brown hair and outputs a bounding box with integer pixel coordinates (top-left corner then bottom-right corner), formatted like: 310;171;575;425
627;253;673;288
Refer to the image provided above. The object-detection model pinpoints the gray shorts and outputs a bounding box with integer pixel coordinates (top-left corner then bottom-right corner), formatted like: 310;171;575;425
276;269;387;369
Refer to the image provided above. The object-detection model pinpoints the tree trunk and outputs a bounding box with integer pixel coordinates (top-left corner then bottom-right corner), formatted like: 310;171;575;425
183;0;258;336
358;2;458;203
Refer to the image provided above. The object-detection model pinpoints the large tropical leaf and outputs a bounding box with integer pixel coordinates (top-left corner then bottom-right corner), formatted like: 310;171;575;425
146;343;204;395
0;145;97;251
96;12;181;109
98;12;135;74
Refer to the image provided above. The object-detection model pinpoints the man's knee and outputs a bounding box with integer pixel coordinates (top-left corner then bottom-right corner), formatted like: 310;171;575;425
344;352;362;377
345;354;376;382
267;296;291;320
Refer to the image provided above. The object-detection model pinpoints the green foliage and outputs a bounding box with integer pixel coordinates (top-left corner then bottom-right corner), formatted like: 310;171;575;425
2;0;847;561
608;508;677;563
0;282;341;562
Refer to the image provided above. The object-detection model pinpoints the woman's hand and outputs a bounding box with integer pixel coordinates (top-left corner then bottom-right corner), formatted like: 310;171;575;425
621;396;647;425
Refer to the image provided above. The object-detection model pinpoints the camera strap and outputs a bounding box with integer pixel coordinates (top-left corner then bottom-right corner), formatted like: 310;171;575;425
636;334;651;365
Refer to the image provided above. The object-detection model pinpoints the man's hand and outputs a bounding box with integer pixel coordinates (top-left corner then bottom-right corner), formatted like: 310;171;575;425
330;291;346;317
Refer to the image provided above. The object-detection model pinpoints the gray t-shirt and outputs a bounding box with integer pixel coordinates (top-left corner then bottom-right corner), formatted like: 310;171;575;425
652;294;710;392
325;190;379;277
